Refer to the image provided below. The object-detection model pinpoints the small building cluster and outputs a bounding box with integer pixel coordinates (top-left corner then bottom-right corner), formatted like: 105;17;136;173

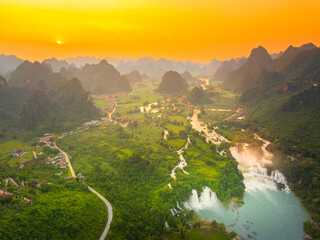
46;152;66;169
116;116;130;123
39;134;55;149
20;158;40;168
11;148;24;157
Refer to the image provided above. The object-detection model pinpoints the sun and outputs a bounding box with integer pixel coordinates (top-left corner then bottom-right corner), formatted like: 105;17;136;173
57;40;61;45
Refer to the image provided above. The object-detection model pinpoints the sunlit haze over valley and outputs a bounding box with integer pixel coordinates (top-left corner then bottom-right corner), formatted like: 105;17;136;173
0;1;319;240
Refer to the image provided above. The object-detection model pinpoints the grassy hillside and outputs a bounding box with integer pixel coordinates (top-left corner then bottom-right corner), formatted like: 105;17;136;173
0;158;107;240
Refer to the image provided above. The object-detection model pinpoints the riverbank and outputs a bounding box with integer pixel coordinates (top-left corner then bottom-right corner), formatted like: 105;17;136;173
186;108;309;239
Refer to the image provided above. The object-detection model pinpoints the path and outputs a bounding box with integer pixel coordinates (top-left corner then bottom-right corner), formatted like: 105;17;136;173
225;108;245;121
54;142;112;239
54;143;76;178
108;102;117;120
88;186;113;240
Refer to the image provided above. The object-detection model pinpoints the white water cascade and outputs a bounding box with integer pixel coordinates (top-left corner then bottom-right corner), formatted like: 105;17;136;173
230;139;291;193
186;187;223;210
185;112;308;239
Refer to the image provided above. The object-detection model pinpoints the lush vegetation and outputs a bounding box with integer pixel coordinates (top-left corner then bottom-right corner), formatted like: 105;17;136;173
55;84;244;239
0;161;107;240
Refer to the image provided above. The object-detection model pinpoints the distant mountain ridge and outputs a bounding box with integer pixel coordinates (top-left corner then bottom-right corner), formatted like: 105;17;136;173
0;54;24;76
125;70;143;83
240;46;320;156
274;43;317;72
211;57;246;82
180;71;198;82
221;43;318;94
43;58;76;72
9;61;66;90
222;46;273;93
60;60;131;94
0;61;98;137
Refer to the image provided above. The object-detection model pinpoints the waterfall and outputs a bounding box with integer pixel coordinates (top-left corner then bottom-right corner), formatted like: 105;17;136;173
187;187;221;210
244;165;291;193
177;201;184;211
271;170;290;192
189;189;200;209
170;209;175;216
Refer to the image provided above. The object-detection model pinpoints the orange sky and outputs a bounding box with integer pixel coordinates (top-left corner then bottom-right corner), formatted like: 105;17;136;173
0;0;319;62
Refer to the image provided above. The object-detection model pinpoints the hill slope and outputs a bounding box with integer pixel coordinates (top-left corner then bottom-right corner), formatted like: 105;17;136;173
9;61;66;90
222;46;273;93
61;60;131;94
157;71;189;94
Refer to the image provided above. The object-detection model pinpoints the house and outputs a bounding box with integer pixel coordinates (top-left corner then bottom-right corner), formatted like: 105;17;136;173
77;173;86;181
44;133;51;136
0;189;13;196
65;176;73;180
11;148;24;157
39;136;53;143
58;162;66;169
20;158;40;168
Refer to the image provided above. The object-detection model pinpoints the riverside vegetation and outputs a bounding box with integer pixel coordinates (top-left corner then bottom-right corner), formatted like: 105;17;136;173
57;83;244;239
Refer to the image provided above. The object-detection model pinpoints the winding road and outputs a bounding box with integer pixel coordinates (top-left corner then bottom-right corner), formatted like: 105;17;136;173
88;186;113;240
55;143;112;239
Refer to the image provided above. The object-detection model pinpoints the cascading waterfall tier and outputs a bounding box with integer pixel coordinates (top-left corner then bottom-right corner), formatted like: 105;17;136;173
185;187;223;210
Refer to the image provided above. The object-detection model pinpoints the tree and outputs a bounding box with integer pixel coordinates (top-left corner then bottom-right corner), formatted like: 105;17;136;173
210;220;218;229
218;223;226;232
177;224;187;239
192;215;201;229
229;231;237;238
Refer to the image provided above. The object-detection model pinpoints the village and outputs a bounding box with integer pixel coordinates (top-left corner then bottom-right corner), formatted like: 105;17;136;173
0;133;86;202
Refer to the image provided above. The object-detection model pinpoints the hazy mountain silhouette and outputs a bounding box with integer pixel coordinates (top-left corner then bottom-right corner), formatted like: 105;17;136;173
116;57;214;77
60;60;131;94
211;57;246;82
157;70;188;94
222;46;273;93
125;70;143;83
65;56;104;68
0;54;23;76
180;71;198;82
273;43;317;72
201;59;222;74
43;57;76;72
0;75;8;86
9;61;66;90
270;51;283;60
